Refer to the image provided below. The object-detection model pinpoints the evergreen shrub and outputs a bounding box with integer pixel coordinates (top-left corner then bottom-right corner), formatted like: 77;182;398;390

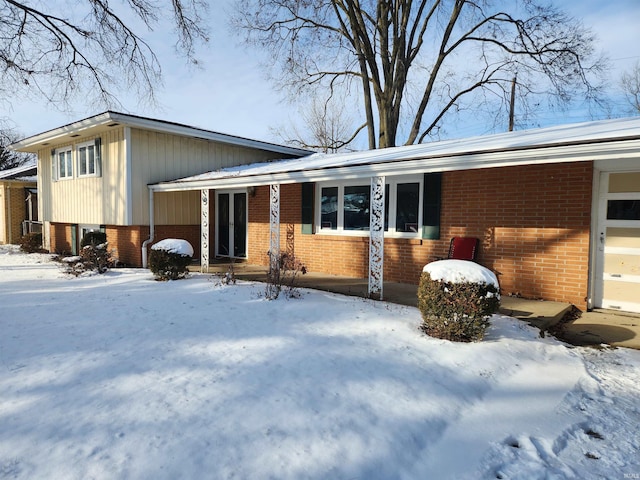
19;232;43;253
149;239;193;280
80;231;107;248
417;269;500;342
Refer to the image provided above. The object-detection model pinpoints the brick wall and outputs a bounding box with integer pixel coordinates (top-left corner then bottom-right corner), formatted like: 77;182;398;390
247;161;593;308
49;223;200;267
0;184;33;244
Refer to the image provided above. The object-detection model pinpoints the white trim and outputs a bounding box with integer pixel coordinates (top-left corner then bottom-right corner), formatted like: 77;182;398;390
215;189;249;259
125;126;133;226
593;163;640;310
54;146;73;180
315;175;423;239
10;111;310;157
76;140;99;177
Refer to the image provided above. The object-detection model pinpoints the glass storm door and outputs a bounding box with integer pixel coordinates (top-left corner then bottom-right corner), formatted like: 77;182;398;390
595;172;640;313
216;190;247;258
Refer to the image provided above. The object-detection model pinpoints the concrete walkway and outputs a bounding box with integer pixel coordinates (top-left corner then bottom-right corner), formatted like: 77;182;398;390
200;262;640;350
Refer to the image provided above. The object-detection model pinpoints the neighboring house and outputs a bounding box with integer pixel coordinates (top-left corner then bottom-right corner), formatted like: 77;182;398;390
0;161;38;244
10;112;310;265
150;117;640;313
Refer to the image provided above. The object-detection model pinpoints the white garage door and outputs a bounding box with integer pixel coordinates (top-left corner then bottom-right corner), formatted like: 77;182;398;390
595;172;640;313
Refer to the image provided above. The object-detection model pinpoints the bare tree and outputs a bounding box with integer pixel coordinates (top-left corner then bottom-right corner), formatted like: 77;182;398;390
233;0;606;149
0;0;209;110
621;61;640;114
273;97;365;152
0;128;32;170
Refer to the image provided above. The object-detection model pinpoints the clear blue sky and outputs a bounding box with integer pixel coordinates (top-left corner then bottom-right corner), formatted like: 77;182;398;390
5;0;640;146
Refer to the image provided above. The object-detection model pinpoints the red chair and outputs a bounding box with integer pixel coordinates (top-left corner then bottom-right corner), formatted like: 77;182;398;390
447;237;479;261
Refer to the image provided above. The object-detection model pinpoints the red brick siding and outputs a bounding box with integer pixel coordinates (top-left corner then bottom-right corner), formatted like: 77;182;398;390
49;223;200;267
247;161;593;308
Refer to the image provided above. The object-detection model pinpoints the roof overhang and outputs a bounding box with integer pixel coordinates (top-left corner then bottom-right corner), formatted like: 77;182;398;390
149;133;640;193
9;111;311;157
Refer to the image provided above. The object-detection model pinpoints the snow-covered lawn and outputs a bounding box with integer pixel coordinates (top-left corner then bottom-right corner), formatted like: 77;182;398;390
1;245;639;480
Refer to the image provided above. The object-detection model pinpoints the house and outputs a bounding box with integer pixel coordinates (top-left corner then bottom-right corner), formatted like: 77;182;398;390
149;117;640;313
10;112;310;265
0;161;38;244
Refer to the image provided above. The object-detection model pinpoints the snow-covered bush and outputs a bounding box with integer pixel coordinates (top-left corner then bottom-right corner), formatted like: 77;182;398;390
62;242;113;276
417;259;500;342
149;238;194;281
19;232;43;253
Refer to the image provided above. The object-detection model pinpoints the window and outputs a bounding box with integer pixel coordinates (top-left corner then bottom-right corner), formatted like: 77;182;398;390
317;176;422;236
77;142;96;176
77;139;101;177
344;185;370;230
321;186;338;229
55;146;73;179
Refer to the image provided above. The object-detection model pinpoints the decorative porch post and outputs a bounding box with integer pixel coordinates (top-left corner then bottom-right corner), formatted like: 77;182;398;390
369;176;385;300
201;189;209;273
269;184;280;274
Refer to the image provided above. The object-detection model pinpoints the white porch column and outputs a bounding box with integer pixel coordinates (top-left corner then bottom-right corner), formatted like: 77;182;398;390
269;184;280;273
200;189;209;273
369;176;385;300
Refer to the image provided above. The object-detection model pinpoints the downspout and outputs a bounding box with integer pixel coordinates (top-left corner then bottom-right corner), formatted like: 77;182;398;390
6;184;12;243
141;187;154;268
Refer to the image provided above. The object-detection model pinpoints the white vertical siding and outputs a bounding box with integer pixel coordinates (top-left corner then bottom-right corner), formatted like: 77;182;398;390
38;128;126;225
129;128;282;224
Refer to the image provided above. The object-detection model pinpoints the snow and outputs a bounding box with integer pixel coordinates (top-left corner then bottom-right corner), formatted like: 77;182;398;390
163;116;640;186
1;244;639;480
423;259;500;288
151;238;194;256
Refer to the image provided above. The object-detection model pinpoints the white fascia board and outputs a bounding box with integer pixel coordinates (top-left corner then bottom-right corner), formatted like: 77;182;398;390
10;113;115;152
106;113;310;157
149;138;640;193
12;111;311;157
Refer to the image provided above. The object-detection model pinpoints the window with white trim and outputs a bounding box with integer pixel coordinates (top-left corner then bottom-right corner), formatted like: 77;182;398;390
317;176;422;236
77;140;99;177
55;146;73;179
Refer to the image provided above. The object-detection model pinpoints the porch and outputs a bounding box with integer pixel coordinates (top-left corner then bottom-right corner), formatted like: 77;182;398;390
196;261;640;350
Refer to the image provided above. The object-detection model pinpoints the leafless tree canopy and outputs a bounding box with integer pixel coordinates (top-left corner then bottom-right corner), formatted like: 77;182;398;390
233;0;606;149
273;96;365;152
0;0;209;110
621;61;640;114
0;128;32;169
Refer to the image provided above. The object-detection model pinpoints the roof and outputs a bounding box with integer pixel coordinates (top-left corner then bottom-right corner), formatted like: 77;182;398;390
151;116;640;192
9;111;311;157
0;160;37;182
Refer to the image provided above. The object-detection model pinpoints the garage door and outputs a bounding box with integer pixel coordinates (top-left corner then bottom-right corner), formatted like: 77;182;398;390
596;172;640;313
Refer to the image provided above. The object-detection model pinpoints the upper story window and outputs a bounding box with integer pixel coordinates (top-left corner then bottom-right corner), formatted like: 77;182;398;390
51;138;102;181
317;176;422;237
77;141;98;177
55;146;73;180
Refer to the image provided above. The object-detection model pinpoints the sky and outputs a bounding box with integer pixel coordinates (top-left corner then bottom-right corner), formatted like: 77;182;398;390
3;0;640;146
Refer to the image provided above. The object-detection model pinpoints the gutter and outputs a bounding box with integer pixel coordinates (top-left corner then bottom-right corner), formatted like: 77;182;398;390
141;188;154;268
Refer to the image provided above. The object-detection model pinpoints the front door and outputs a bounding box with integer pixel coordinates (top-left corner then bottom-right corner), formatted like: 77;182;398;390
216;190;247;258
594;172;640;313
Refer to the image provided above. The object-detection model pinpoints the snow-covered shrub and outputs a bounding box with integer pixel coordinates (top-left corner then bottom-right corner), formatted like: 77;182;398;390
417;259;500;342
62;242;113;276
149;238;194;281
19;232;43;253
265;251;307;300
